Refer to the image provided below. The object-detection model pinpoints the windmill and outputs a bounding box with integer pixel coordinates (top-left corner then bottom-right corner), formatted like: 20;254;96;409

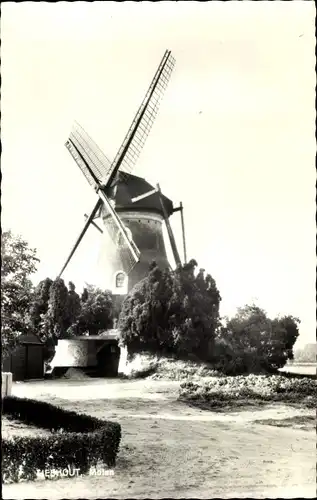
59;50;187;295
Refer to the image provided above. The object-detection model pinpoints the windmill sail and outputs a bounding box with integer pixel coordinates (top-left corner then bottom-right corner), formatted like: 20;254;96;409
106;50;176;186
65;137;99;189
100;192;141;274
64;124;141;276
65;122;113;188
60;50;176;278
103;214;140;274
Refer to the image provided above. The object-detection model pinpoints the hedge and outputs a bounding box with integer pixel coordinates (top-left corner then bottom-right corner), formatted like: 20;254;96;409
2;396;121;483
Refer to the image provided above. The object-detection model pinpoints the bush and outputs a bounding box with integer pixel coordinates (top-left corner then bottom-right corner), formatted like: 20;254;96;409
2;396;121;483
119;352;222;381
118;260;221;362
293;343;317;363
68;285;114;336
179;374;317;409
120;353;159;379
210;305;300;375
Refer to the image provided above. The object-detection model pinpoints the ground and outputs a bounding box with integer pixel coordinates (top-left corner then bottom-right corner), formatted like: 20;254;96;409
3;378;316;499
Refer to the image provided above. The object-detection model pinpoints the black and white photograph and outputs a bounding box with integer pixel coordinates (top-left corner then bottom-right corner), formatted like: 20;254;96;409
1;1;316;498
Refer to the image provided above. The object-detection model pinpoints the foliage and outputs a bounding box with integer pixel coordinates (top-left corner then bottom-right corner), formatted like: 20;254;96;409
1;231;39;358
27;279;113;351
293;343;316;363
37;280;82;344
81;287;89;303
118;260;221;361
69;285;113;336
210;304;300;374
39;279;70;343
179;373;317;409
2;396;121;483
29;278;53;331
121;352;220;381
28;278;55;360
67;282;82;330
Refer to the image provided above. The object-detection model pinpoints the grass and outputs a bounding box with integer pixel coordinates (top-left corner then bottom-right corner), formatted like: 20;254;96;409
3;377;316;499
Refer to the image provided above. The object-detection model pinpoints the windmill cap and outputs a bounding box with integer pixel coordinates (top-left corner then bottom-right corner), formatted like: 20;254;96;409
108;172;174;217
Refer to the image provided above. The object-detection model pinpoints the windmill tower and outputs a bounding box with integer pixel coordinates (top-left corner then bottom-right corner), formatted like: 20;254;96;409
58;50;187;297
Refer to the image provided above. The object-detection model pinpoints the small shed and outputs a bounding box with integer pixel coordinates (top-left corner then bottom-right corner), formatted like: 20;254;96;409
50;330;121;378
2;333;45;381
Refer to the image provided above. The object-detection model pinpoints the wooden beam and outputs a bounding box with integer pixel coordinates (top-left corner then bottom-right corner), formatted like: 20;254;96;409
84;214;103;234
179;202;187;264
58;199;102;278
98;189;140;263
131;188;158;203
156;184;182;268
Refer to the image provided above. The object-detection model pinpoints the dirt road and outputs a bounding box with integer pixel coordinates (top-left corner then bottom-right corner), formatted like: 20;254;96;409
3;379;316;499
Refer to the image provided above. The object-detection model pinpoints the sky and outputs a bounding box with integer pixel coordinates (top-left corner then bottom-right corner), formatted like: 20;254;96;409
1;1;315;346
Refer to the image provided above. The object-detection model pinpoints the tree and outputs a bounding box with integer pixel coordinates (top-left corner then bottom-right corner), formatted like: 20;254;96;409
118;260;221;361
294;343;316;363
175;263;221;359
268;314;300;370
29;277;53;332
40;278;71;343
71;285;113;336
212;304;300;374
118;263;175;356
67;281;81;329
28;278;82;361
1;230;39;357
81;287;89;303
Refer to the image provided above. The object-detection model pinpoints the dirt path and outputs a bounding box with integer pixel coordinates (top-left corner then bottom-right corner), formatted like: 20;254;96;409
3;379;316;499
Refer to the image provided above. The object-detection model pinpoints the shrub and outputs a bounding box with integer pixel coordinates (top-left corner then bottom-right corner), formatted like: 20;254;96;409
293;343;317;363
119;352;222;381
120;353;159;379
210;305;300;375
2;396;121;483
178;374;317;409
118;260;221;362
69;285;114;336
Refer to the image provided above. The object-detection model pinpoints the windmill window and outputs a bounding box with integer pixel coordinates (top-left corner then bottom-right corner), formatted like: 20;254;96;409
115;272;126;288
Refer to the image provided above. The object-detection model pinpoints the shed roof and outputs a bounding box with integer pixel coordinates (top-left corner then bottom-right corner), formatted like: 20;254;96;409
18;333;44;345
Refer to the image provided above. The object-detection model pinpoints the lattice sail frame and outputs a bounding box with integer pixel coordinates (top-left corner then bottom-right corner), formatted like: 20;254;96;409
111;50;176;180
66;122;113;189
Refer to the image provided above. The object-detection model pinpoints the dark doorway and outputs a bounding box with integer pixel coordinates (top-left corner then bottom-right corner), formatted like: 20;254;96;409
25;345;44;379
96;343;120;377
11;346;27;381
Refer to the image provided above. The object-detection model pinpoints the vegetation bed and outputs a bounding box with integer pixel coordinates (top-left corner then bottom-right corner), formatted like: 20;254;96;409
121;353;221;380
178;374;317;409
2;396;121;484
